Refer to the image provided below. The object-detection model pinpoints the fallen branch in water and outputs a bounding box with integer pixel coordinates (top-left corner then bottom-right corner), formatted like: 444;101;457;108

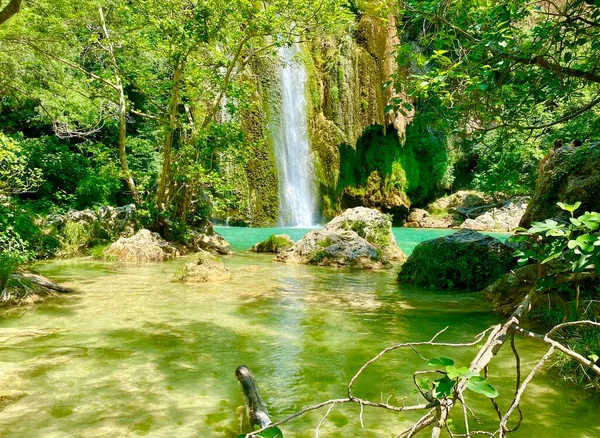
235;281;600;437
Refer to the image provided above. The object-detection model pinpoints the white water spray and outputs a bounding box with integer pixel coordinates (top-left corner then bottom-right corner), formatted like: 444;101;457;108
273;44;319;227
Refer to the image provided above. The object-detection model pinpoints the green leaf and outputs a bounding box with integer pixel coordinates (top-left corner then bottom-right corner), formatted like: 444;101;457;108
466;376;499;398
589;354;599;363
235;427;284;438
557;201;581;213
446;366;478;380
432;376;456;399
427;357;455;367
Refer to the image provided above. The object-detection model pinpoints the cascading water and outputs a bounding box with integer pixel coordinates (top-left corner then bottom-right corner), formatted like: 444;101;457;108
273;44;319;227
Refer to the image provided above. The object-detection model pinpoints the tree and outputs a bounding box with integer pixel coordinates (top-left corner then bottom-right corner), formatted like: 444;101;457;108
390;0;600;194
0;0;21;26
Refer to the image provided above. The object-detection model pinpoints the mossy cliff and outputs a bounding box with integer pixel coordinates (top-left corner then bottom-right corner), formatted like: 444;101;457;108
215;54;281;227
304;13;449;223
217;11;449;226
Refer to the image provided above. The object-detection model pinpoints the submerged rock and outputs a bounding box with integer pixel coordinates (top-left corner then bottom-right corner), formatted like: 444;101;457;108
398;229;514;291
250;234;295;253
277;207;406;268
104;229;179;262
174;251;232;283
0;271;74;307
461;198;528;232
520;145;600;227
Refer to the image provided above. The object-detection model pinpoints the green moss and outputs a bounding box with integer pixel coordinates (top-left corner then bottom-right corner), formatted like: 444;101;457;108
398;232;514;291
360;98;368;112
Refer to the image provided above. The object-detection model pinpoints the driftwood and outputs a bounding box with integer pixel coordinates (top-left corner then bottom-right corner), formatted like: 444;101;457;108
15;272;74;293
235;365;272;429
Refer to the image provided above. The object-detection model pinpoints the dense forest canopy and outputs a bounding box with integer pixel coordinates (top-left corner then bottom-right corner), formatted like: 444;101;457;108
0;0;599;238
395;0;600;193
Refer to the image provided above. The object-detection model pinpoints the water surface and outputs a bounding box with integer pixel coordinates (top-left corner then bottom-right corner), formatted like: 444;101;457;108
0;228;598;437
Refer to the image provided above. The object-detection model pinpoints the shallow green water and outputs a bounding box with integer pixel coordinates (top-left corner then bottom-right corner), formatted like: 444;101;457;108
0;228;598;437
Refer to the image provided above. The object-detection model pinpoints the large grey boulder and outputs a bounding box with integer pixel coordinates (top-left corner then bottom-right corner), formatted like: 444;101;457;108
277;229;385;268
250;234;294;253
277;207;406;268
461;198;528;232
325;207;406;261
398;229;515;291
104;229;179;262
174;251;232;283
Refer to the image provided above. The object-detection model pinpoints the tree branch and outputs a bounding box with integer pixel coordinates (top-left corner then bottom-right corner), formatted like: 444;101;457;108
0;0;21;26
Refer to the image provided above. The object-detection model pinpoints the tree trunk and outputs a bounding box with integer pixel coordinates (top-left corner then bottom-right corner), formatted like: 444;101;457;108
156;63;183;210
98;7;141;205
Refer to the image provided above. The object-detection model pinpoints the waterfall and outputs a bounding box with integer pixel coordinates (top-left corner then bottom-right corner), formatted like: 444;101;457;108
273;44;319;227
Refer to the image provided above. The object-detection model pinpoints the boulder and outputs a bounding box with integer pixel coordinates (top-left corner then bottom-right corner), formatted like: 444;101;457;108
66;209;97;226
174;251;232;283
277;207;406;268
461;198;528;232
187;227;232;255
44;204;137;238
520;145;600;227
404;208;457;229
104;229;179;262
250;234;295;253
398;229;515;291
276;229;385;269
97;204;136;236
325;207;406;262
428;190;496;215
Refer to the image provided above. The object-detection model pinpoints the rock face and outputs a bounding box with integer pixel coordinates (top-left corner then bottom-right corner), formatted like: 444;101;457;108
45;204;137;237
398;229;515;291
174;251;232;283
250;234;295;253
277;207;406;268
520;145;600;227
461;198;528;232
104;229;179;262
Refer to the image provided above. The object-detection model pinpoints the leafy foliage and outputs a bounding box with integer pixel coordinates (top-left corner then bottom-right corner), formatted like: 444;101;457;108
513;202;600;275
417;356;499;400
394;0;600;196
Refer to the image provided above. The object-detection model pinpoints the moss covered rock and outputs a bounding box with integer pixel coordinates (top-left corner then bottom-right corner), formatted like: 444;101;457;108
276;229;385;269
398;229;514;291
482;264;538;316
250;234;294;253
520;145;600;227
174;251;232;283
326;207;406;261
277;207;406;268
